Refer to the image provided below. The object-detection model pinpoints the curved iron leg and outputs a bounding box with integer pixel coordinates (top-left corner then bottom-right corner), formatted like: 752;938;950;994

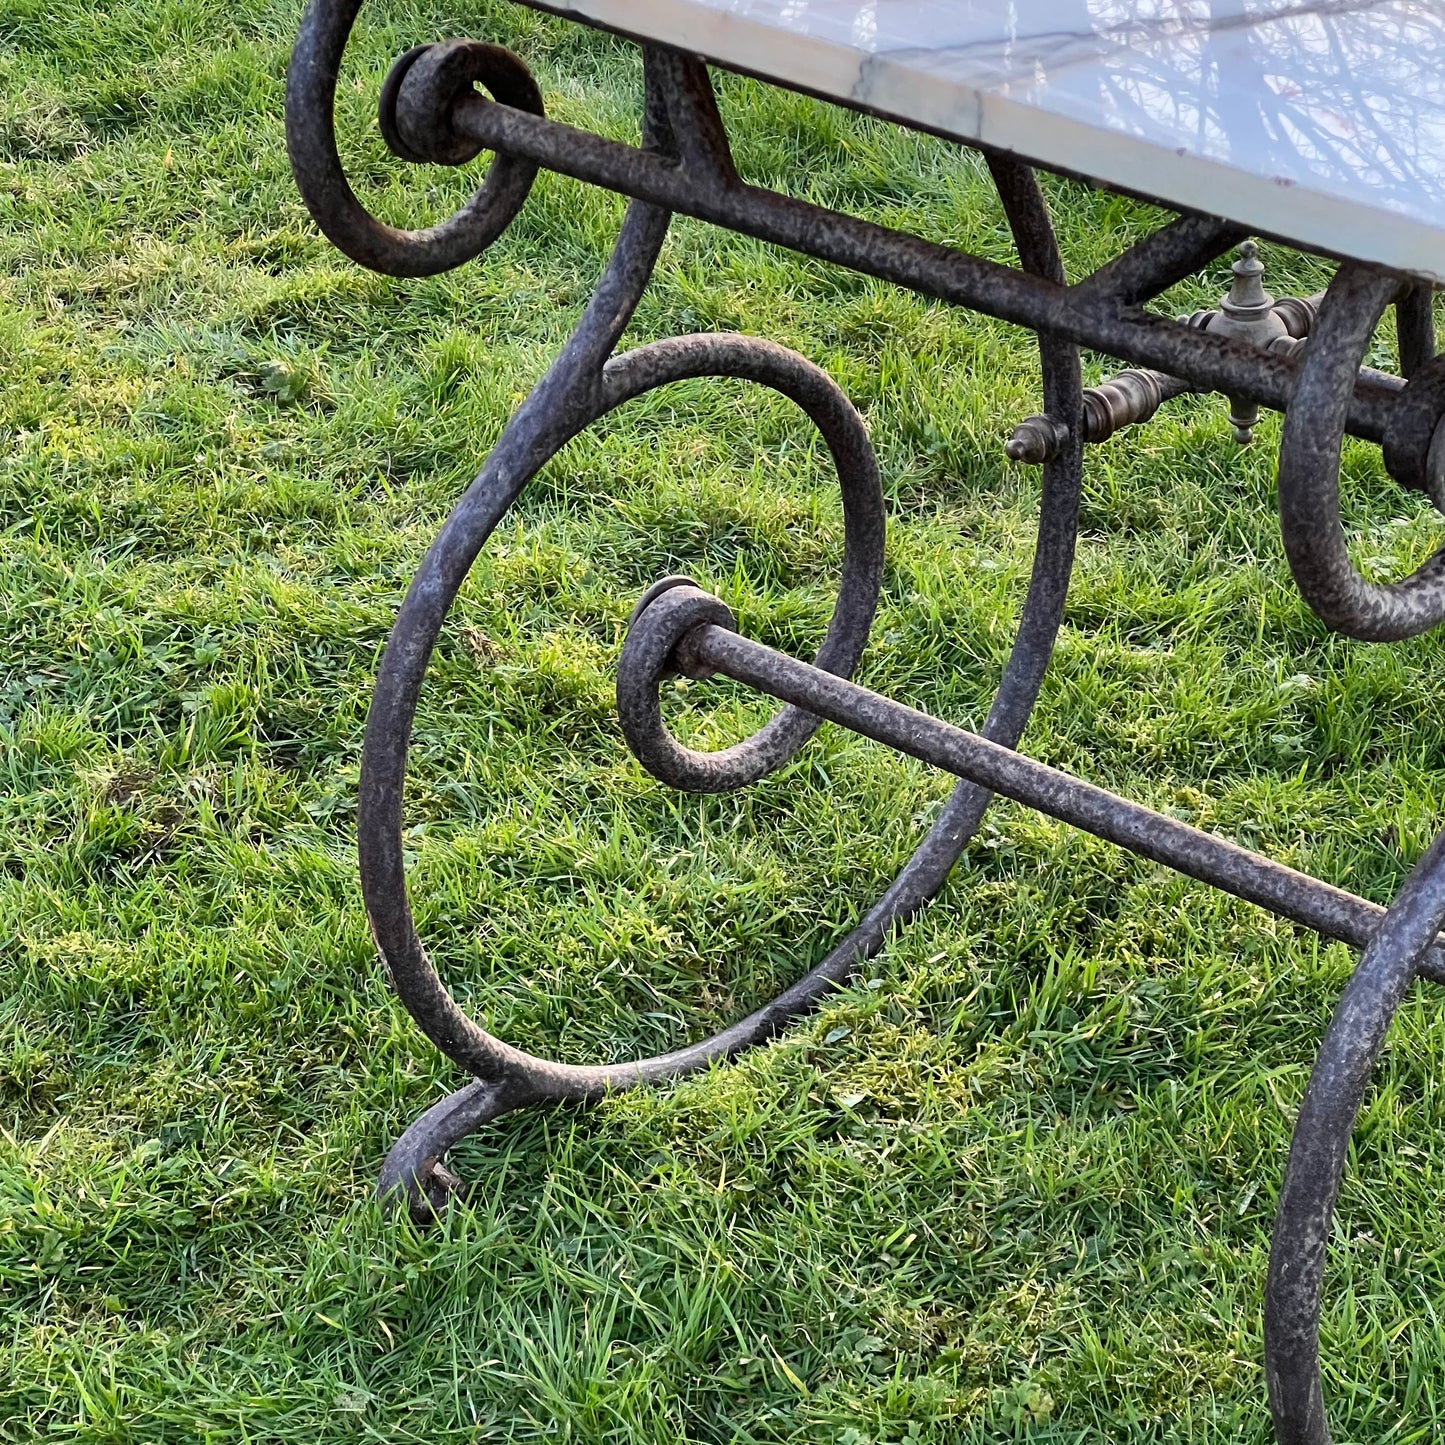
370;160;1083;1221
1265;827;1445;1443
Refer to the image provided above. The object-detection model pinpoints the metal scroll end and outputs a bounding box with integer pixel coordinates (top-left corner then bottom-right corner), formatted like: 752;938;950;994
626;574;700;632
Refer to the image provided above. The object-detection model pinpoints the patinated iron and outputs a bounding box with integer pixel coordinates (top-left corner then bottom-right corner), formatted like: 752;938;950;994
284;3;1442;1439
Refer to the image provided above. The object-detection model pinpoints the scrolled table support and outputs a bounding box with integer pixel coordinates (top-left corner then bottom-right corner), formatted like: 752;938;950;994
284;4;1445;1433
361;314;897;1215
286;0;1089;1219
366;162;1083;1220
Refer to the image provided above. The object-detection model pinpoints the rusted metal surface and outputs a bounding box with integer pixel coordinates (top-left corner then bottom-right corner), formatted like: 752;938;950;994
360;124;1084;1223
1068;211;1248;307
1396;281;1438;380
285;8;545;275
284;4;1444;1438
434;88;1409;444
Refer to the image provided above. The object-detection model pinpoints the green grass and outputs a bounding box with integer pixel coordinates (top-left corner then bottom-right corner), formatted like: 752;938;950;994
2;1;1444;1440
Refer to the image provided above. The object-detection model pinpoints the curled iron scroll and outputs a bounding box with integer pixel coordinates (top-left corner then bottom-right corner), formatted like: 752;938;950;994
363;333;886;1212
284;0;542;276
1277;265;1445;641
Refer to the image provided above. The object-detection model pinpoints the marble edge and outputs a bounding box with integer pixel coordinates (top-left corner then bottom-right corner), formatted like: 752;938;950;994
527;0;1445;284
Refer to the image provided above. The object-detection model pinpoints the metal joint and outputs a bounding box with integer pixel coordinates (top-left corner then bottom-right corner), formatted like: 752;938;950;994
1008;248;1336;462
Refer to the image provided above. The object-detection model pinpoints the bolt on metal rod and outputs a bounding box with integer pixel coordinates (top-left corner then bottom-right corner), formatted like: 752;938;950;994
673;619;1445;982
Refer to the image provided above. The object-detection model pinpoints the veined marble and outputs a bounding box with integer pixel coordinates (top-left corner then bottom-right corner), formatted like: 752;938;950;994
525;0;1445;284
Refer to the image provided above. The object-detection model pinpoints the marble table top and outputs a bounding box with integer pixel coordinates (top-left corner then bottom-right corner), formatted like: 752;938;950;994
527;1;1445;284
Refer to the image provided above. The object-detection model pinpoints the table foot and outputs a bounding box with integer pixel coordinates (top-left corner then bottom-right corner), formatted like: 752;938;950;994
377;1079;520;1222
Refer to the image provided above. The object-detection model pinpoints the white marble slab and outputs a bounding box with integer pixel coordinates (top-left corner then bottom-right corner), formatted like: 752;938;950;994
528;0;1445;284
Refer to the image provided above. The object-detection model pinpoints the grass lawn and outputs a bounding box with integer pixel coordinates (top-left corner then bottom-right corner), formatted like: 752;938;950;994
3;1;1445;1440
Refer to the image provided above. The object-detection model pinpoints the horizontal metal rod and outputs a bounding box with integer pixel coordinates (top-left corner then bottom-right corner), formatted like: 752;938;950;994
454;96;1403;442
683;622;1445;982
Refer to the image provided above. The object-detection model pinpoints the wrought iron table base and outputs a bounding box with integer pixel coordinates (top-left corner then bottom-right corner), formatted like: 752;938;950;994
285;8;1445;1441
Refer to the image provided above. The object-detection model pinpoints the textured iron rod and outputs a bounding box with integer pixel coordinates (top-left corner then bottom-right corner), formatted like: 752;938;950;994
447;95;1402;442
1071;212;1248;307
1396;282;1436;380
650;613;1445;981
